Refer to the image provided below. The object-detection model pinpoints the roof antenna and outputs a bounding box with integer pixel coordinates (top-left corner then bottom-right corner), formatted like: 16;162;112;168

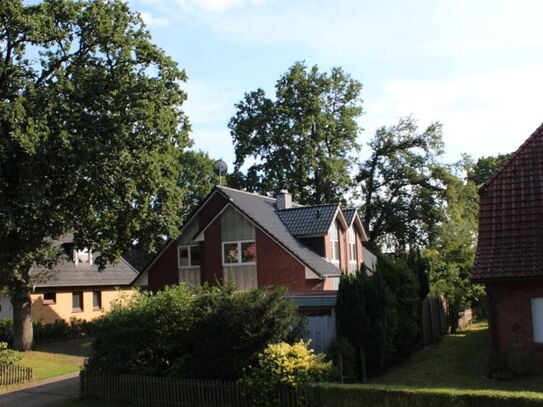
213;159;228;186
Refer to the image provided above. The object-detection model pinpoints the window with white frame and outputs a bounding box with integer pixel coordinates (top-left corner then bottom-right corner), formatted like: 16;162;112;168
348;227;358;273
330;220;340;267
532;298;543;343
223;240;256;265
178;245;201;268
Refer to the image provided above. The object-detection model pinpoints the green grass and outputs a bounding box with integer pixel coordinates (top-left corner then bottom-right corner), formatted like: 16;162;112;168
371;322;543;393
20;337;92;381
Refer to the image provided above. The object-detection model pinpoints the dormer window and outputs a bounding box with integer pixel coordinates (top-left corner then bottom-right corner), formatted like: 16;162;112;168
73;248;93;265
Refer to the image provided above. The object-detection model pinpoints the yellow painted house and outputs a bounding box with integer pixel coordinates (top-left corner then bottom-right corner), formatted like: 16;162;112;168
0;237;140;324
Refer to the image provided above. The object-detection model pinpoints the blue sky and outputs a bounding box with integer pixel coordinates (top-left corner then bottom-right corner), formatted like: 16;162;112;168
126;0;543;168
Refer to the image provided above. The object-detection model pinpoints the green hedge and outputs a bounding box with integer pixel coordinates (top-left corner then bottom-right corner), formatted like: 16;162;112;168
313;384;543;407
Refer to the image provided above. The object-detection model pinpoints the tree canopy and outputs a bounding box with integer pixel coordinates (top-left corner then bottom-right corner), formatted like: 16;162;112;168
0;0;191;349
228;61;363;205
357;117;446;251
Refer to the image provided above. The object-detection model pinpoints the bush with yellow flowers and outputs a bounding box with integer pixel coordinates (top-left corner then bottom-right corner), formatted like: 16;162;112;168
251;340;332;387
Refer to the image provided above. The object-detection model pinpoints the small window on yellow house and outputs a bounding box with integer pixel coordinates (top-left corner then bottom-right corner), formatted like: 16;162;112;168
72;291;83;312
93;291;102;311
43;292;56;305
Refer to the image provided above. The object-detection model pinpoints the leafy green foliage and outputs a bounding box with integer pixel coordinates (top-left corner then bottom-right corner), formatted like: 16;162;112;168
177;150;221;221
85;285;195;376
0;341;22;365
426;160;484;332
244;340;332;388
335;257;423;378
0;0;192;349
0;318;13;345
85;285;306;381
313;384;543;407
357;116;445;251
229;61;363;205
466;153;512;186
487;348;537;379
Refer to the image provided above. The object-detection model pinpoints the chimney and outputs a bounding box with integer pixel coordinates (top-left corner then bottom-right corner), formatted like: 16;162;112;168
276;189;292;210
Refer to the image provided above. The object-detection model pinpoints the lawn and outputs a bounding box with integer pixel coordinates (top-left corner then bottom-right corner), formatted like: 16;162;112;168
20;337;91;381
371;322;543;394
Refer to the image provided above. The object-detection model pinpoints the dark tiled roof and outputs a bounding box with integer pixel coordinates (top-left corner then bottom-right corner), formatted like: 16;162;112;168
472;122;543;281
216;187;341;277
277;205;338;237
30;239;139;288
343;208;357;225
123;247;157;273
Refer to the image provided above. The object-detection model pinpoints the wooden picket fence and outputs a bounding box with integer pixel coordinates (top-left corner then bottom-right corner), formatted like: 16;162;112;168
0;364;33;386
80;372;316;407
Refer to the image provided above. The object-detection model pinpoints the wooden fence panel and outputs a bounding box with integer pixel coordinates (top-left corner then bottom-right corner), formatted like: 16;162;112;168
80;372;315;407
0;364;33;386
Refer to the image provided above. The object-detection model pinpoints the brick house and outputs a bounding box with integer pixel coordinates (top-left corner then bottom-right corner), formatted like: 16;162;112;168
472;123;543;365
134;186;371;292
0;235;138;324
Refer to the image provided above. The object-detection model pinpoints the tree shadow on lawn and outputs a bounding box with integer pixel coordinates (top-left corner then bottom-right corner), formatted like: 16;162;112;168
371;322;543;393
33;337;92;358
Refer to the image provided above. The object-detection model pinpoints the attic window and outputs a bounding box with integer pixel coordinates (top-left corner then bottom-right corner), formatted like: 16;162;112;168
73;248;93;265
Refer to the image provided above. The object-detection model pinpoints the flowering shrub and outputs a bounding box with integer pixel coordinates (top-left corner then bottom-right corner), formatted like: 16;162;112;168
244;340;332;388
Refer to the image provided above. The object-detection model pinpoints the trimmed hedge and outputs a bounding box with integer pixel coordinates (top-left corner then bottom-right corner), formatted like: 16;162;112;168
313;384;543;407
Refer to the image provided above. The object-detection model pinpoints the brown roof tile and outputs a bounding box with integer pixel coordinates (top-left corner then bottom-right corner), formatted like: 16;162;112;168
472;122;543;281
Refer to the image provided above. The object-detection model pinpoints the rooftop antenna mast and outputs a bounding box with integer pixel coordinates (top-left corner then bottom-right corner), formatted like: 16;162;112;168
213;159;228;186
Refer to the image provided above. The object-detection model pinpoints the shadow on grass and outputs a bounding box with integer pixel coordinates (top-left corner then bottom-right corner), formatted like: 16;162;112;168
372;322;543;393
33;337;92;358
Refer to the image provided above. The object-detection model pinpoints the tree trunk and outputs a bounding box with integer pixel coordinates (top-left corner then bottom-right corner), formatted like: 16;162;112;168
11;289;33;351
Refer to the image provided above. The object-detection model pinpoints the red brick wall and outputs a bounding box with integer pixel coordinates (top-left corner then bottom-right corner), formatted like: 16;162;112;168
486;280;543;367
202;217;223;285
148;242;179;292
256;228;309;291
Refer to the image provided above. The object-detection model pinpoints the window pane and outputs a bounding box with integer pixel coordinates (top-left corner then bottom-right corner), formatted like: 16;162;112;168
190;245;201;266
332;241;340;260
241;241;257;263
72;291;83;311
179;247;189;267
93;291;101;310
224;243;239;264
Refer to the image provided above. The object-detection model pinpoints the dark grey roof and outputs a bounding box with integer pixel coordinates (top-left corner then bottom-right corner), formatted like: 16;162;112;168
123;247;157;273
30;258;138;288
216;186;341;277
277;205;338;237
30;239;139;288
342;208;357;225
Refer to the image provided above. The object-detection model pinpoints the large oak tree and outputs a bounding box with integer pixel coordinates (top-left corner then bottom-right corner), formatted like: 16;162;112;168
228;61;363;205
0;0;191;349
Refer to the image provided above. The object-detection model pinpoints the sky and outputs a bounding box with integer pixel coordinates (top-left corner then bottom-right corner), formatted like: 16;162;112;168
126;0;543;169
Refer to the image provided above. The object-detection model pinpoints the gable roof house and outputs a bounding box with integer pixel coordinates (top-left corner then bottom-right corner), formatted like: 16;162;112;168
472;123;543;366
134;186;371;293
0;236;138;324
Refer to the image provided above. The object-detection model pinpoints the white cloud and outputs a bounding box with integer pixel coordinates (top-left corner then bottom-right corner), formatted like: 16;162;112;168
175;0;264;13
139;11;171;27
364;65;543;161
